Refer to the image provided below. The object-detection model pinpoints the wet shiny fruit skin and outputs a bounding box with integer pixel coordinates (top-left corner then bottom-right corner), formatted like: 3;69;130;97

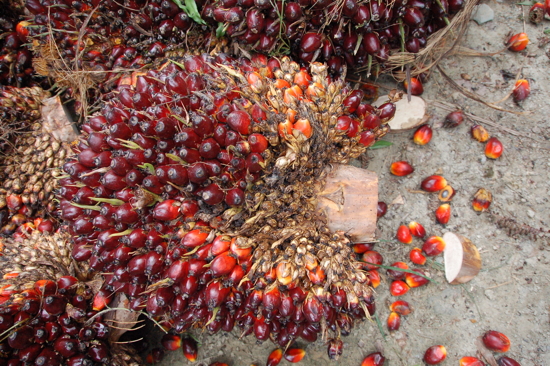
444;110;464;128
387;311;401;331
421;175;448;192
435;204;451;225
423;345;447;365
410;247;427;265
377;202;388;218
507;33;529;52
422;236;446;256
497;356;521;366
408;221;426;238
182;338;198;361
404;77;424;95
267;348;283;366
485;137;503;159
389;280;410;296
390;300;412;315
413;125;432;145
284;348;306;363
512;79;530;103
361;352;385;366
390;161;414;176
482;330;511;353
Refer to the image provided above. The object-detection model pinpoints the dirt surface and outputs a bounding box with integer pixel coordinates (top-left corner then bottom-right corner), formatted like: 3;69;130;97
151;2;550;365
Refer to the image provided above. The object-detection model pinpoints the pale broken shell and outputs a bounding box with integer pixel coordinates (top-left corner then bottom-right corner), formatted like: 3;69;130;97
443;232;482;284
373;95;428;131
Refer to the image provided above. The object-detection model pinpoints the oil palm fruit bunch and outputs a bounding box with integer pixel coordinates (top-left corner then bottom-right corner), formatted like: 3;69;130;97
0;1;37;88
58;51;393;355
0;89;74;236
202;0;467;75
0;229;143;365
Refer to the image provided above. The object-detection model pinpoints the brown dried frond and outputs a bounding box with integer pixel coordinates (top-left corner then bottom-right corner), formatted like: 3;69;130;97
491;213;550;243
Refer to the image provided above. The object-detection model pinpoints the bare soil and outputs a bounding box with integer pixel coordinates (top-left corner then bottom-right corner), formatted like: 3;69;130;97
153;2;550;365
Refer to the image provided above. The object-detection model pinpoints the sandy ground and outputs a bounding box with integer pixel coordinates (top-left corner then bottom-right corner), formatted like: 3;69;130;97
150;2;550;365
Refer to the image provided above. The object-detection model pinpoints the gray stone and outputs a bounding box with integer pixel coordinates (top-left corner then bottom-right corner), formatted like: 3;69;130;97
471;4;494;25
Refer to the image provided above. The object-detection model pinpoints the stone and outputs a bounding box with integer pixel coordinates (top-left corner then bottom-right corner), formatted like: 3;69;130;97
471;4;494;25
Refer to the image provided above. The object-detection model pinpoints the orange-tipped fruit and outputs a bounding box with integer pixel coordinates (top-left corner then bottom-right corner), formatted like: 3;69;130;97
267;348;283;366
472;188;492;212
361;250;383;270
361;352;385;366
409;247;427;265
276;262;293;286
161;334;182;351
368;269;381;288
390;280;410;296
182;338;198;362
422;236;446;256
413;124;432;145
482;330;511;353
405;269;429;288
278;120;293;138
424;345;447;365
485;137;503;159
353;243;374;254
390;300;412;315
471;125;490;142
507;33;529;52
293;118;313;138
284;348;306;363
408;221;426;238
435;204;451;225
390;161;414;177
512;79;530;103
438;185;455;202
92;289;112;311
460;356;485;366
421;175;448;192
386;261;409;280
396;225;413;244
403;77;424;95
387;312;401;331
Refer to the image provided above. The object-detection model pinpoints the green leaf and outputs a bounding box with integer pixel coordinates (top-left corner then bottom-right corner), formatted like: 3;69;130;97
172;0;206;25
216;22;226;38
138;163;155;175
516;0;535;5
544;28;550;35
370;140;393;149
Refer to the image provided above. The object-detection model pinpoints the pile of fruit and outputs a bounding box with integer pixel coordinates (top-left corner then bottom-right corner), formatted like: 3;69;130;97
0;0;499;365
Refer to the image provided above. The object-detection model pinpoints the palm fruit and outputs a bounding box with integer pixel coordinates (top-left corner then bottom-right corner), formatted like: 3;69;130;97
203;0;468;76
0;2;37;88
0;90;75;236
58;53;393;355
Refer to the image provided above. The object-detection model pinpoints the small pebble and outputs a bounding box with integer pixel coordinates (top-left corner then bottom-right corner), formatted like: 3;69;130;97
471;4;494;25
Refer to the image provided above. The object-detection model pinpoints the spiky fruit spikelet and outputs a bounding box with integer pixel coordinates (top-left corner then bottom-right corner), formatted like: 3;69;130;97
58;53;392;353
0;230;89;283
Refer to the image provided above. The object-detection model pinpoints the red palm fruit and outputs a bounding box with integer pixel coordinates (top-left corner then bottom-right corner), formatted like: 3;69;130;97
181;338;198;361
386;261;409;280
303;296;322;323
146;348;165;363
353;243;374;254
403;7;425;27
57;276;78;293
43;295;67;315
421;175;448;192
396;225;413;244
443;110;464;128
293;118;313;138
369;269;381;288
403;77;424;95
409;247;427;265
182;229;209;247
327;338;344;360
377;201;387;218
471;125;490;142
161;334;182;351
387;311;401;331
361;250;383;270
422;236;446;257
301;33;322;52
284;85;303;103
460;356;485;366
200;183;225;205
512;79;530;102
225;188;245;207
248;133;269;153
284;348;306;363
227;110;251;135
497;356;521;366
361;352;385;366
483;330;511;352
267;348;283;366
390;161;414;176
507;33;529;52
485;137;503;159
8;325;33;349
390;280;410;296
435;204;451;225
377;102;396;122
53;338;78;358
408;221;426;238
390;300;412;315
472;188;492;212
413;125;432;145
424;345;447;364
210;252;237;277
405;269;429;288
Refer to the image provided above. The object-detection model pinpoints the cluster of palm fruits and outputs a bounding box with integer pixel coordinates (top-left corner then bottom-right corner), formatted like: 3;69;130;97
57;51;393;356
0;86;73;237
0;2;36;88
0;230;143;365
202;0;467;75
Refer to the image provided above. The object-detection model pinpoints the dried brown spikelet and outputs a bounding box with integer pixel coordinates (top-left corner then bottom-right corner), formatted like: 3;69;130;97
491;213;550;243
